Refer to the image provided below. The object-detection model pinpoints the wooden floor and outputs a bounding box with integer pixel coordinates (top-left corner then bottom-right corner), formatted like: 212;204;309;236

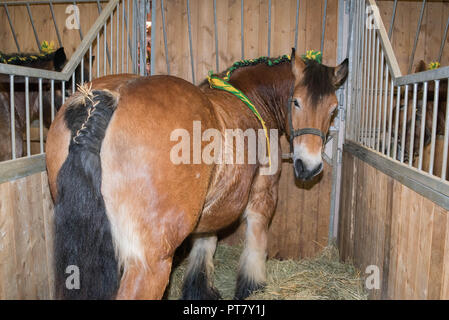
338;149;449;299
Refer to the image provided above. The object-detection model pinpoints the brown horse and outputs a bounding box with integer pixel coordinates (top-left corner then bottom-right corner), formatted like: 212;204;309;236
45;48;348;300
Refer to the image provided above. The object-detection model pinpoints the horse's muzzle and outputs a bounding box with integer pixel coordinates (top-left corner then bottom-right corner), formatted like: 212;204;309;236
294;159;323;181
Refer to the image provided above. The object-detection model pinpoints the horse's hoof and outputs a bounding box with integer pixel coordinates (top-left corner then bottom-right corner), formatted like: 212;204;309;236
234;275;266;300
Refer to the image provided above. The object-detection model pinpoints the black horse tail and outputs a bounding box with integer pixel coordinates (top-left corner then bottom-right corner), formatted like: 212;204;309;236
54;87;119;299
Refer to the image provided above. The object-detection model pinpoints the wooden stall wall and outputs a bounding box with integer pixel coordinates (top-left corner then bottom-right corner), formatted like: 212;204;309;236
338;150;449;299
0;0;135;79
0;171;54;299
377;0;449;74
152;0;341;259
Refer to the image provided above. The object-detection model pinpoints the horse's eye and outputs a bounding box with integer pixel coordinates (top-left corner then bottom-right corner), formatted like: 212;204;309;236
293;99;300;109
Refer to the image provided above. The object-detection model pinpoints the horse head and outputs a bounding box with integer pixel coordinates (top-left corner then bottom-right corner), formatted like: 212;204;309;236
288;48;348;180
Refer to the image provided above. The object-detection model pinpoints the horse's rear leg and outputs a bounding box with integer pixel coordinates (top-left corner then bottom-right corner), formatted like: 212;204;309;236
116;257;173;300
235;174;280;300
181;234;221;300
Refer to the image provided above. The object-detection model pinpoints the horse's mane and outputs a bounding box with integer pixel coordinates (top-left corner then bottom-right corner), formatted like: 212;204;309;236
199;55;292;87
0;50;58;66
301;59;335;105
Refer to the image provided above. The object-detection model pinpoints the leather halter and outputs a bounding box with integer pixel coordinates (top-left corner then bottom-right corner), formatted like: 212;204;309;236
286;85;327;154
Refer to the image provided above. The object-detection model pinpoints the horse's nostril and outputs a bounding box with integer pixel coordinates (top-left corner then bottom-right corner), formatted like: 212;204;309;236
294;158;305;174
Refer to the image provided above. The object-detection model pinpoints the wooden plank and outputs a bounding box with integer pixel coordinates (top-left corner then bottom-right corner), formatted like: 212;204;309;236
0;181;19;299
41;172;55;300
0;154;46;184
428;205;447;299
414;197;434;299
344;141;449;210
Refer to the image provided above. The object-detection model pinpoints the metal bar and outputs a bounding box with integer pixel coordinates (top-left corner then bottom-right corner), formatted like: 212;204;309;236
400;85;409;163
122;0;125;73
187;0;195;83
293;0;298;51
161;0;170;74
396;66;449;86
104;22;107;75
387;79;394;157
372;37;380;149
127;0;130;73
62;80;65;104
213;0;219;72
418;81;428;170
408;0;426;75
51;79;55;121
74;1;84;40
80;56;84;84
359;11;368;144
49;2;63;47
3;4;20;52
110;12;113;74
72;71;76;94
377;52;385;152
89;45;92;81
382;66;389;155
97;33;100;77
10;75;15;160
393;85;401;160
356;0;364;141
150;0;156;75
117;2;119;74
138;0;145;75
364;25;373;146
429;80;439;175
320;0;327;55
241;0;244;59
26;3;41;51
368;28;376;148
442;79;449;180
268;0;272;56
438;16;449;63
25;76;30;157
388;0;397;39
39;78;44;154
409;83;418;166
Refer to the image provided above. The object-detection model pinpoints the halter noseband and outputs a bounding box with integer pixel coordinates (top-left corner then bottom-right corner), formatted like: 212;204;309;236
286;85;327;156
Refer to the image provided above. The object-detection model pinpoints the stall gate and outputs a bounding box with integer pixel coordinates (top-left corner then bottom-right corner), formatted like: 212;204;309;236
340;0;449;299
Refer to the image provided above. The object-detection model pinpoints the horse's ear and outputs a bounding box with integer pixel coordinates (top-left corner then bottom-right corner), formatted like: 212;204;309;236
333;58;348;88
53;47;67;71
291;48;306;81
415;60;427;73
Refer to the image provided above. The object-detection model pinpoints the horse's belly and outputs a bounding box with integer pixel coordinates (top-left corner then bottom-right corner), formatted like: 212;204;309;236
193;164;257;233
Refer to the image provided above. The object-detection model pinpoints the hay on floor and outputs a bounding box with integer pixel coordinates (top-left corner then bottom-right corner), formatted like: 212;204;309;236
165;243;368;300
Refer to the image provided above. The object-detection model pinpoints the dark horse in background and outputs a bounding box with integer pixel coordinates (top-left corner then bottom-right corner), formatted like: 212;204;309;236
0;48;91;161
46;48;348;300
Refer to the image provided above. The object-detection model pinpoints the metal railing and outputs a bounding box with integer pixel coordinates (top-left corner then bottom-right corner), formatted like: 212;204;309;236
0;0;145;162
345;0;449;207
